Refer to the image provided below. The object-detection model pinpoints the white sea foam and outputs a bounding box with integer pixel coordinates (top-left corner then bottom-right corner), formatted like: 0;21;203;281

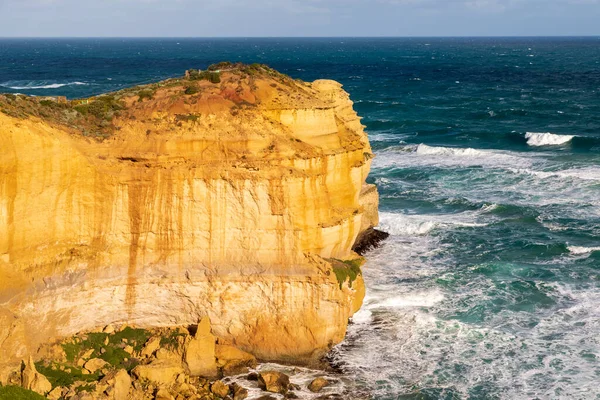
229;363;353;400
0;81;88;90
379;213;437;236
540;220;569;232
568;246;600;255
509;166;600;182
415;143;489;157
374;290;445;309
525;132;575;146
378;211;487;237
373;144;546;182
481;203;500;212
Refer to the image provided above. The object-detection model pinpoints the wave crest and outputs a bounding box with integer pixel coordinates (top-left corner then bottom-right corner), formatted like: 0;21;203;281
415;144;488;157
378;212;487;237
568;246;600;255
525;132;575;146
0;81;88;90
378;213;437;236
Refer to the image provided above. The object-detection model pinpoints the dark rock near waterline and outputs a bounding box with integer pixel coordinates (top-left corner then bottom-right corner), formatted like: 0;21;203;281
308;377;329;392
211;380;230;397
231;382;248;400
315;394;344;400
258;370;290;394
246;372;259;381
352;228;389;255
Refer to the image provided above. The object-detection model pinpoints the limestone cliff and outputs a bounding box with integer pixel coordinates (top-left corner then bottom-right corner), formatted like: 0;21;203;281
0;63;379;378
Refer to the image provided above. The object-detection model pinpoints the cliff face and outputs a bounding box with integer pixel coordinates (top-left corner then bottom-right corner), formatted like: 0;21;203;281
0;65;379;376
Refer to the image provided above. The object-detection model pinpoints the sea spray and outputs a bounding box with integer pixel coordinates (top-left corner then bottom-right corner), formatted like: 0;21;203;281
525;132;575;146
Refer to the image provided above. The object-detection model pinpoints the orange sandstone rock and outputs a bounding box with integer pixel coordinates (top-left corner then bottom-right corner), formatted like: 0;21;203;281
0;64;379;378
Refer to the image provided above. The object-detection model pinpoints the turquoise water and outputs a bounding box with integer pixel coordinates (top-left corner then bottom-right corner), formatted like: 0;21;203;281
2;38;600;399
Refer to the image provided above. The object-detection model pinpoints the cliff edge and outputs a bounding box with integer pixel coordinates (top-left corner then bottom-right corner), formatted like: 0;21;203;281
0;63;380;378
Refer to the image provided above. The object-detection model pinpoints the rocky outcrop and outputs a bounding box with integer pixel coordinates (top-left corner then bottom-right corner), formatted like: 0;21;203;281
183;317;218;378
0;63;381;377
258;371;290;395
308;377;329;393
9;324;349;400
21;356;52;395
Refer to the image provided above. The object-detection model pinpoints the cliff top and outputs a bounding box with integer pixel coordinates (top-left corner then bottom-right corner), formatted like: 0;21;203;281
0;62;340;141
0;62;367;180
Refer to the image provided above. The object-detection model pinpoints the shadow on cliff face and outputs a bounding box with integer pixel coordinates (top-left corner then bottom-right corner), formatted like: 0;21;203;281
352;228;390;256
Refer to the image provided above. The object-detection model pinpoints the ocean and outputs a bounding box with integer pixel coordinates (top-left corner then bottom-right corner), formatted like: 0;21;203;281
2;37;600;399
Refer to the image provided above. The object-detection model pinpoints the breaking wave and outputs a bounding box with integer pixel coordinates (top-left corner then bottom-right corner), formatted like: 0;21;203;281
378;211;487;237
525;132;575;146
415;143;488;157
568;246;600;255
0;81;89;90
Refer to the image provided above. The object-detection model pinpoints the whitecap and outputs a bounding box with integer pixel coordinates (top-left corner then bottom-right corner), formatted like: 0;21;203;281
481;203;499;212
377;211;487;237
510;167;600;182
525;132;575;146
350;308;372;325
378;213;437;236
0;81;88;90
415;144;490;157
568;246;600;255
373;290;445;309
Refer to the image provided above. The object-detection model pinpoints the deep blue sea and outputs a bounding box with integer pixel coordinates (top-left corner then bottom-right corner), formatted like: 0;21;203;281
2;38;600;399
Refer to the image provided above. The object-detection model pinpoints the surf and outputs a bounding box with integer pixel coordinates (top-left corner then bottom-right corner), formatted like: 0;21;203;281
525;132;575;146
0;81;88;90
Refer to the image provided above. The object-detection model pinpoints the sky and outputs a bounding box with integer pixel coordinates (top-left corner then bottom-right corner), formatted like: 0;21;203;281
0;0;599;37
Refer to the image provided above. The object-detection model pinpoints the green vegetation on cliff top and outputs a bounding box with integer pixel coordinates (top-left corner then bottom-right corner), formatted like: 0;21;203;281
0;385;46;400
0;62;293;141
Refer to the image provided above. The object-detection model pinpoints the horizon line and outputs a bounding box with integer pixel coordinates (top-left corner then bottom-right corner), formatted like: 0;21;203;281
1;35;599;39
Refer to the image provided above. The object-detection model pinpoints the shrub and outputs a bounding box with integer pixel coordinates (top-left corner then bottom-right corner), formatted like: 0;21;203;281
175;113;200;123
39;100;55;107
207;72;221;84
207;61;233;71
87;101;109;118
137;89;154;102
186;69;221;84
331;258;363;289
184;85;199;95
73;97;122;120
73;104;89;115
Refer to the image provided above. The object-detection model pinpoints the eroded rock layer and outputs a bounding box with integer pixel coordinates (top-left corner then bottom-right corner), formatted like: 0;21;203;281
0;64;379;377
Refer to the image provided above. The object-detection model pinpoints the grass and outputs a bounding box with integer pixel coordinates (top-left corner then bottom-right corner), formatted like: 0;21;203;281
77;384;95;393
35;362;100;388
0;386;46;400
58;327;151;376
110;327;152;352
32;327;153;389
160;330;185;350
330;258;364;289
